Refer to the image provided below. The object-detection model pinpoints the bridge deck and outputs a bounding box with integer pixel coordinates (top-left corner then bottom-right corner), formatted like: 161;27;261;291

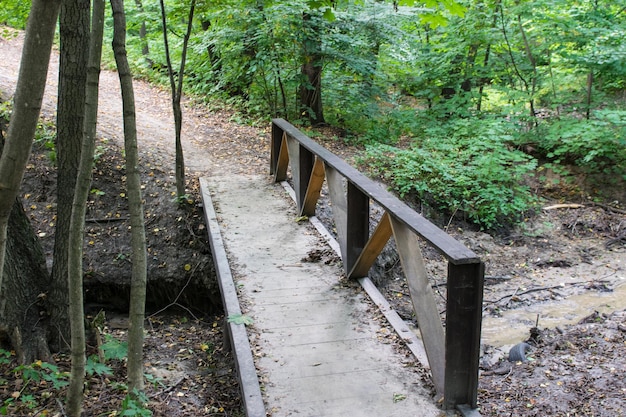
200;174;442;417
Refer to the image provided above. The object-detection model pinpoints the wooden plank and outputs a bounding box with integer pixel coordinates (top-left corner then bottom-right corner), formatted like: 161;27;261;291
283;178;432;371
272;118;479;264
270;122;283;175
345;182;369;274
390;216;445;398
286;135;302;209
348;211;392;279
358;277;430;368
198;178;266;417
325;164;348;263
273;132;289;182
301;156;325;216
444;262;484;410
298;146;315;214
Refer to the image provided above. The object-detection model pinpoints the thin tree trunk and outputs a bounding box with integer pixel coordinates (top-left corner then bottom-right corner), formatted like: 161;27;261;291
66;0;105;414
478;0;502;112
134;0;152;66
499;6;534;121
517;15;538;120
585;71;593;120
300;12;325;126
0;0;61;294
110;0;148;394
159;0;195;198
50;0;91;352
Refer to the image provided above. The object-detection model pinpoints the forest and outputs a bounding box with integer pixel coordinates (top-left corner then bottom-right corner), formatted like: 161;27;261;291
3;0;624;228
0;0;624;416
114;0;624;228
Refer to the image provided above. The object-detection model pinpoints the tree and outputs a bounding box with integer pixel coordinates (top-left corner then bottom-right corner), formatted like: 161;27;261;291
50;0;91;352
134;0;152;66
110;0;149;393
159;0;197;198
300;11;326;125
66;0;105;414
0;0;62;362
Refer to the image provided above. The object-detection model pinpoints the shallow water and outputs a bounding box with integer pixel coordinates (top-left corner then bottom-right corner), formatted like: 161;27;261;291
481;279;626;346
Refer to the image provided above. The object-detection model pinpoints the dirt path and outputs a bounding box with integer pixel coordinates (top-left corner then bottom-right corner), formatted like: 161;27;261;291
0;29;267;177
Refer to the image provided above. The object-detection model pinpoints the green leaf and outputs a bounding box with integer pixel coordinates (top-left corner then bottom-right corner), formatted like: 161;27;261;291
86;358;113;376
322;8;336;21
227;314;254;325
101;335;128;361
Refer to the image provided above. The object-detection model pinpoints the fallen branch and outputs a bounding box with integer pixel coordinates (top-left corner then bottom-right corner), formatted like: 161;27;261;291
85;216;129;223
543;204;584;211
543;202;626;215
484;279;611;306
150;375;188;398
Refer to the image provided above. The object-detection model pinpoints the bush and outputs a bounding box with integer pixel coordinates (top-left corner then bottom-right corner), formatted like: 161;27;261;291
536;110;626;179
359;118;539;229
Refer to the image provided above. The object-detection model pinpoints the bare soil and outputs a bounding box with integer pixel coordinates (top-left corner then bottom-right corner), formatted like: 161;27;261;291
1;27;626;416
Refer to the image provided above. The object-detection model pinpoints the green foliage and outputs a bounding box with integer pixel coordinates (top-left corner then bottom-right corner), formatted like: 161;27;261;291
227;313;254;325
1;356;69;415
360;117;539;229
171;193;194;204
86;358;113;377
120;389;152;417
534;110;626;178
13;360;69;390
0;349;10;366
0;0;31;29
101;333;129;361
86;334;127;376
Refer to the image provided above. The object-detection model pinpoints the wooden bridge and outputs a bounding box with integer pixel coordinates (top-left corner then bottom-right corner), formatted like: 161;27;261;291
199;119;484;417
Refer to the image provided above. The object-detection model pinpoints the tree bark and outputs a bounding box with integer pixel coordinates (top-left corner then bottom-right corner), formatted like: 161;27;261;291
66;0;105;414
1;199;51;365
300;12;325;126
50;0;91;353
0;0;61;306
110;0;148;394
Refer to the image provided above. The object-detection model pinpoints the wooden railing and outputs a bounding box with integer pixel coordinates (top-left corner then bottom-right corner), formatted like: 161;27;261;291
270;118;484;413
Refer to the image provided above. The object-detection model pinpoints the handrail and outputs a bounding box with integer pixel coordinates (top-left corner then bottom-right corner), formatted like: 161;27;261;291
270;118;484;414
271;119;479;265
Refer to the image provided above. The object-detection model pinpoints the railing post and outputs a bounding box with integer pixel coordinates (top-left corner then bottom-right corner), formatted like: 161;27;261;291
297;146;315;213
444;261;484;410
345;182;369;274
270;120;283;176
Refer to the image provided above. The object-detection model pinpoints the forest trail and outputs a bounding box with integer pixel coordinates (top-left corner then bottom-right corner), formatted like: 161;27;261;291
0;30;268;178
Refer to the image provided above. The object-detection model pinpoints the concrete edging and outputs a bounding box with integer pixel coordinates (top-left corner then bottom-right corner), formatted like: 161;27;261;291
199;178;266;417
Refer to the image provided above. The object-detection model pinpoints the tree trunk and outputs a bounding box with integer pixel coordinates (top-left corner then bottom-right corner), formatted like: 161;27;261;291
66;0;105;414
0;0;61;306
50;0;91;353
517;15;538;120
1;199;51;365
585;70;593;120
134;0;152;66
110;0;148;394
300;12;325;126
159;0;196;199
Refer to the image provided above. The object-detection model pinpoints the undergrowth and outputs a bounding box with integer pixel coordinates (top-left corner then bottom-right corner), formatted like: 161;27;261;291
0;334;152;416
358;117;540;229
